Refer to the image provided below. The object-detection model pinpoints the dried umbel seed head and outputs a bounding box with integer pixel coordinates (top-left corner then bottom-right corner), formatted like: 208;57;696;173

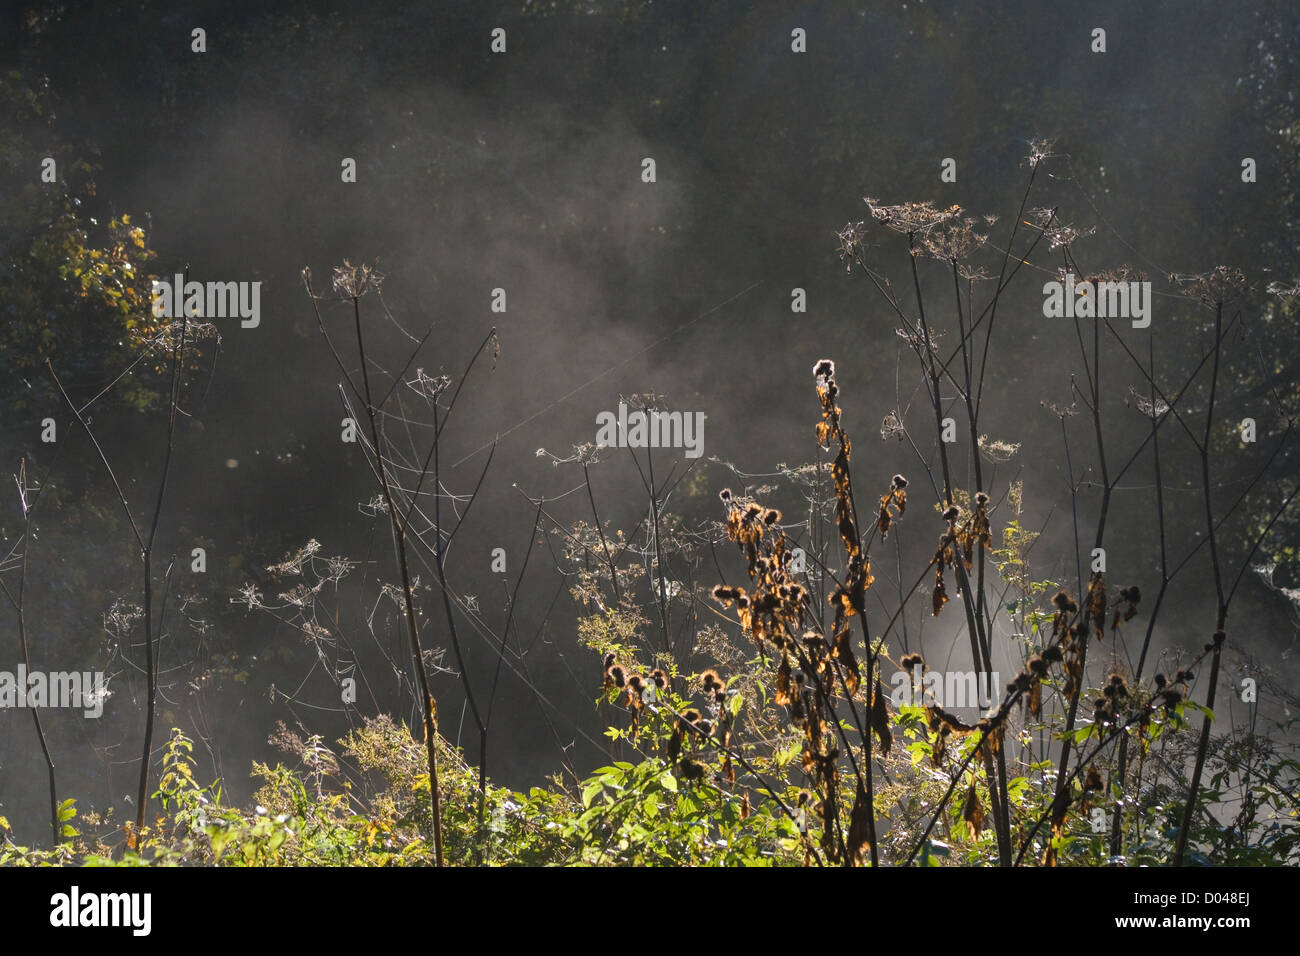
1154;673;1166;690
697;719;714;738
974;491;990;507
1043;645;1063;663
699;669;723;693
719;488;733;503
712;584;737;602
680;708;702;728
901;652;925;671
942;505;961;522
763;508;782;526
1109;673;1125;687
1119;585;1141;603
813;359;836;379
1052;591;1077;613
627;674;646;693
892;474;908;490
603;652;617;670
608;665;627;688
1027;655;1048;677
744;503;764;521
650;668;669;690
1013;673;1032;692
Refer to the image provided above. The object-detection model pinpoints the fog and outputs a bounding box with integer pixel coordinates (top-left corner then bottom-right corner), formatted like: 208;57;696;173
1;0;1296;835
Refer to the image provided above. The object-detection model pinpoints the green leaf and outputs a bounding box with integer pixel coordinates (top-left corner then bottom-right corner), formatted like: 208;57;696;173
658;770;678;793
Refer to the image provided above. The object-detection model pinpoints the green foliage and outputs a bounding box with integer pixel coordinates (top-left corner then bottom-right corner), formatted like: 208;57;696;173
565;758;800;865
0;72;169;418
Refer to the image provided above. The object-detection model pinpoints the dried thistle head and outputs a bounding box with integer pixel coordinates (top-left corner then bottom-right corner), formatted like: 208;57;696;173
1052;591;1077;614
699;669;724;693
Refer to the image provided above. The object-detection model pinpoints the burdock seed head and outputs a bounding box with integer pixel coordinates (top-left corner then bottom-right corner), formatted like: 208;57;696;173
1052;591;1078;614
